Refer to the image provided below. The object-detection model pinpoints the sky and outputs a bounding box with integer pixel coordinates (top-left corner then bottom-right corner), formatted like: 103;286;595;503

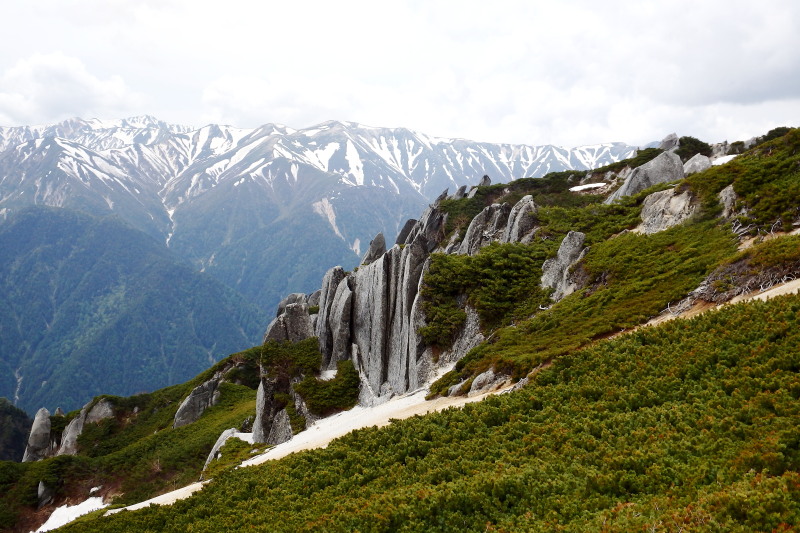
0;0;798;147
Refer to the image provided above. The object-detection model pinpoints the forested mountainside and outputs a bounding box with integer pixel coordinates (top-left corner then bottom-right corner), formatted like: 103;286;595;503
0;207;265;414
1;127;797;532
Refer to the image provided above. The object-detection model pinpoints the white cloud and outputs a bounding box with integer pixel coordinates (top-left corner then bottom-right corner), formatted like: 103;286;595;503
0;1;797;147
0;53;142;125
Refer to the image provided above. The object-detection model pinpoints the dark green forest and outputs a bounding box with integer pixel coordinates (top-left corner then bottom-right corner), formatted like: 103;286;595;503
0;207;266;414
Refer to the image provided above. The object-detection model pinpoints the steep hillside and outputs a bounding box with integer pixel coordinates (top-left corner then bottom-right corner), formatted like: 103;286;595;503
61;293;800;532
0;207;265;414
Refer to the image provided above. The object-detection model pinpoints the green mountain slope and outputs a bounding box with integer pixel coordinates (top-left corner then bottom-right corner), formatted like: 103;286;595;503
0;207;266;414
61;293;800;532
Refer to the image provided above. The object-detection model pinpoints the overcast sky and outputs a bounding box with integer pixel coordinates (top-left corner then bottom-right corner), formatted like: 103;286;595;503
1;0;797;147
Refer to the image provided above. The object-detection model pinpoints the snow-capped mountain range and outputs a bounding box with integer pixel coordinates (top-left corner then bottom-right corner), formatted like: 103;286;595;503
0;115;640;309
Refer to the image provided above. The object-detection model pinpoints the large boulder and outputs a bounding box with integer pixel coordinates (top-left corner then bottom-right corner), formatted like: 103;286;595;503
541;231;589;301
659;133;679;151
502;195;538;243
683;153;711;175
263;302;315;343
22;408;52;462
636;188;698;234
85;398;115;424
173;378;221;428
605;151;684;204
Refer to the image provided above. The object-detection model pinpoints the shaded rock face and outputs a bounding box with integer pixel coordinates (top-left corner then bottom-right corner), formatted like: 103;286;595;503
266;409;293;445
637;188;698;234
22;408;52;462
395;218;417;246
605;151;684;204
253;378;290;444
313;205;448;404
361;233;386;265
541;231;589;301
276;293;306;317
683;153;711;175
173;378;221;429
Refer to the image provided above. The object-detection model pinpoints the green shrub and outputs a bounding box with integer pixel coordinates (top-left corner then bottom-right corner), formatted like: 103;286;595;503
293;360;360;416
675;135;712;162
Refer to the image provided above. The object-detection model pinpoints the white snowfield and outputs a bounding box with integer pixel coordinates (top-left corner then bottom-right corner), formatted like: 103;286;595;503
568;183;606;192
35;496;107;532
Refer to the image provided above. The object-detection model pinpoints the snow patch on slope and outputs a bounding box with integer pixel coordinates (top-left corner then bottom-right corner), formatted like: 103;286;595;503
312;198;344;240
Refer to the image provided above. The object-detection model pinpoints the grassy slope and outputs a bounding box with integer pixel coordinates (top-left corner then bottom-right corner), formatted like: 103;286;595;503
66;293;800;532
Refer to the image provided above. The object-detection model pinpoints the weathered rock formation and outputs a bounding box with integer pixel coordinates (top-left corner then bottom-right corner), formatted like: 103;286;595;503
541;231;589;301
22;408;52;462
173;378;222;429
502;195;538;243
683;153;711;175
636;188;698;234
456;203;511;255
605;151;684;204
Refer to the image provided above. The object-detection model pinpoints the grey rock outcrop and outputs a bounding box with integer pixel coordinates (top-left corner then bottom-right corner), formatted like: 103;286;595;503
541;231;589;301
636;188;698;234
468;368;510;397
659;133;679;151
605;151;684;204
479;175;491;187
85;398;115;424
502;195;538;243
361;233;386;265
173;378;221;428
719;184;738;219
457;203;511;255
22;408;52;462
453;185;468;199
683;153;711;175
58;409;87;456
264;302;314;343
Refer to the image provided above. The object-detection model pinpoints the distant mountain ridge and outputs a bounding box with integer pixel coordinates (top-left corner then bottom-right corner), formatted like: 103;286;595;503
0;116;640;310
